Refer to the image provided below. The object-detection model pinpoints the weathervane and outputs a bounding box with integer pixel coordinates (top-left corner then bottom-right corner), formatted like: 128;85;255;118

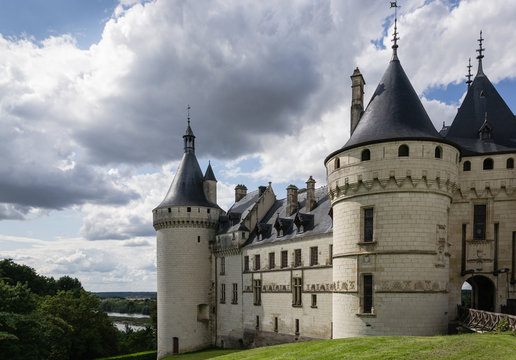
187;104;191;126
391;1;400;59
466;58;473;88
476;30;485;74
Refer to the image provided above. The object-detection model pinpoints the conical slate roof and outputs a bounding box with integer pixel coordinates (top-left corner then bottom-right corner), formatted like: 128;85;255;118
155;122;218;209
445;71;516;155
341;58;442;152
204;162;217;181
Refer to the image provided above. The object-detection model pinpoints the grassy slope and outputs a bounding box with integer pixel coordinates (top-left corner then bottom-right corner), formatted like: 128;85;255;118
214;334;516;360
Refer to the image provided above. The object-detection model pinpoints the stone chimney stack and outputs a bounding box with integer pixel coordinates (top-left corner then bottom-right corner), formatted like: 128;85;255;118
235;184;247;202
286;185;299;216
258;186;267;196
305;176;316;212
350;67;365;135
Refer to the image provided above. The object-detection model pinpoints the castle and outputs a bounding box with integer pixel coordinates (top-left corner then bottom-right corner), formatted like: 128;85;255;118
153;29;516;358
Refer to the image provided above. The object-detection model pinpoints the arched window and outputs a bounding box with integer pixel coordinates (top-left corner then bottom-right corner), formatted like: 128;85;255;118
435;146;442;159
483;158;493;170
507;158;514;169
361;149;371;161
335;157;340;170
463;161;471;171
398;144;409;157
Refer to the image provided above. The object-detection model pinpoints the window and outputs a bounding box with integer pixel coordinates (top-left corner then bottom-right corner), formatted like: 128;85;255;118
187;207;191;212
507;158;514;169
311;294;317;308
335;157;340;170
253;279;262;305
269;252;275;269
310;247;318;266
281;250;288;268
232;283;238;304
292;277;302;306
361;149;371;161
220;283;226;304
220;257;225;275
363;275;373;313
329;244;333;265
254;254;260;271
274;317;278;332
278;229;284;237
244;256;249;272
512;232;516;284
294;249;302;267
435;146;442;159
364;208;374;242
197;236;200;243
207;208;210;214
483;158;493;170
463;161;471;171
256;315;260;330
295;319;300;335
168;208;171;213
398;144;409;157
242;232;246;239
473;205;487;240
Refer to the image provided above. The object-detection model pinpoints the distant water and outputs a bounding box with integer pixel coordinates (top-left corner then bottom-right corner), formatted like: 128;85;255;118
113;322;147;332
107;312;150;318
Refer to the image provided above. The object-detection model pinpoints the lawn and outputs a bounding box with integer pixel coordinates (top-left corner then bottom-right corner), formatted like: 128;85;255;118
215;333;516;360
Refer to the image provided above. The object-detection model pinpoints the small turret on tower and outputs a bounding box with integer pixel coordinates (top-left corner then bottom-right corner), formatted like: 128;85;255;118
203;161;217;204
350;67;365;136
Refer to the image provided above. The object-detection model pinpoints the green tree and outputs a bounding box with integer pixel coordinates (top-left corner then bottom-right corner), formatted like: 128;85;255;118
40;290;118;359
0;259;56;296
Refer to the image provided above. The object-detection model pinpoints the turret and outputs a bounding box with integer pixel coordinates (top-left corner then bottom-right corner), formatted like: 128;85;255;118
154;113;220;358
350;67;365;135
203;161;217;204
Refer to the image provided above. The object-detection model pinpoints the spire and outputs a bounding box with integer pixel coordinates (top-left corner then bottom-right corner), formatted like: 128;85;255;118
390;1;400;60
183;104;195;153
204;160;217;181
476;30;485;76
466;58;473;88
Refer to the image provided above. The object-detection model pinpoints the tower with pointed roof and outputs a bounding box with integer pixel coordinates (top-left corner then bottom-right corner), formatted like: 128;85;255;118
153;114;221;358
325;16;460;337
445;32;516;317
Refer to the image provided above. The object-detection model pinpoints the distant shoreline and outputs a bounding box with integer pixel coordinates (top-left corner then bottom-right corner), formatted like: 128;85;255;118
93;291;157;299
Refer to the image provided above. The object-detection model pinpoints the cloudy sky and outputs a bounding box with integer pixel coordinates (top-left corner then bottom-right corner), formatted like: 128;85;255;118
0;0;515;291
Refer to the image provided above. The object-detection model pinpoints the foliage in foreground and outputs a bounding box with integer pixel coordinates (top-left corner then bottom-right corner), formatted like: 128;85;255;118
216;333;516;360
0;259;156;359
97;350;157;360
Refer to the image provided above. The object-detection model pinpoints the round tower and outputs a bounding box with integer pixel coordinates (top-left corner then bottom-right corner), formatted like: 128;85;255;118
326;36;459;337
154;118;221;358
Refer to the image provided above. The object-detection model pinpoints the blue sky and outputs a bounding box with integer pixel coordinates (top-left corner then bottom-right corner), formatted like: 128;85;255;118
0;0;515;291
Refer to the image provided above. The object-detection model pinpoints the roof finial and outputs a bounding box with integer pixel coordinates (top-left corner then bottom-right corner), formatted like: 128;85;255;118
466;58;473;88
390;1;400;60
183;104;195;153
187;104;191;126
476;30;485;75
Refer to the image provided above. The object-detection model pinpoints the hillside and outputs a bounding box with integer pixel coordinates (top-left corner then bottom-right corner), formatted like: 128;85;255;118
211;333;516;360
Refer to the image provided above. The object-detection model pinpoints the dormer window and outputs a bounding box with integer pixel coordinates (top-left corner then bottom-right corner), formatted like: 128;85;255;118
299;225;304;233
279;229;284;237
258;233;263;241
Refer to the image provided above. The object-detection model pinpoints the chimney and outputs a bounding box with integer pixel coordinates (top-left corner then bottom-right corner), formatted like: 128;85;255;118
235;184;247;202
350;67;365;135
258;186;267;196
286;185;299;216
305;176;316;212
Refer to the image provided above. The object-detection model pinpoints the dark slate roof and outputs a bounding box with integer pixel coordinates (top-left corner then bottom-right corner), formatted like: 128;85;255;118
445;71;516;155
244;186;332;247
204;162;217;181
156;152;217;209
327;58;445;162
217;190;261;234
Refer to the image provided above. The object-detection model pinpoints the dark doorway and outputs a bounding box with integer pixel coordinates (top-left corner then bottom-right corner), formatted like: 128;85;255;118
464;276;496;311
173;337;179;354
